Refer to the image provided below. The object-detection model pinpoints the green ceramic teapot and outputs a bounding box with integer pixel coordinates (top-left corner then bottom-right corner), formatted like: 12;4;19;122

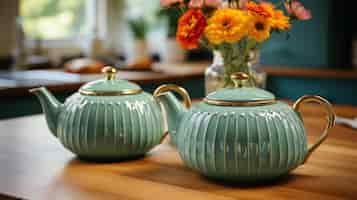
30;67;164;161
154;72;335;181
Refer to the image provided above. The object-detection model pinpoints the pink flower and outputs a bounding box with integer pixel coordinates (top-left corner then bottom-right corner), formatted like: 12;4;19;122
160;0;183;7
205;0;222;8
239;0;249;10
284;0;312;20
189;0;222;8
189;0;204;8
220;0;246;9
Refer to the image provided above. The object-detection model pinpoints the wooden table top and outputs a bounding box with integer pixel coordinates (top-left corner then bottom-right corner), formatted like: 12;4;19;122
0;102;357;199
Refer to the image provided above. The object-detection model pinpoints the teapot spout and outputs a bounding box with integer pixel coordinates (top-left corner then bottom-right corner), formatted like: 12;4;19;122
30;87;63;137
154;85;191;145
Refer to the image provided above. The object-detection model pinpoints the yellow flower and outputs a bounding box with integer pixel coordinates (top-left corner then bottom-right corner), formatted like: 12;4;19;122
248;13;272;42
261;2;290;31
204;8;249;45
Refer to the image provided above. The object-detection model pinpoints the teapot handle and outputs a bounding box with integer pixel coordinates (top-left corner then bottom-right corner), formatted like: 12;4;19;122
153;84;192;108
153;84;192;144
293;95;335;164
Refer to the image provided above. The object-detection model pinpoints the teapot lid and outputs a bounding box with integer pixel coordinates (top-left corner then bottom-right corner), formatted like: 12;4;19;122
79;66;142;96
204;72;276;106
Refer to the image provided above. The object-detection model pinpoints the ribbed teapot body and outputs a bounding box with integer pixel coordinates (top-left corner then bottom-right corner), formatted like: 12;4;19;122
176;102;307;181
56;92;164;160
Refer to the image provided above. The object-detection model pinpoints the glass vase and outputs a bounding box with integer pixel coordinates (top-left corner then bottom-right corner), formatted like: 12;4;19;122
205;50;266;95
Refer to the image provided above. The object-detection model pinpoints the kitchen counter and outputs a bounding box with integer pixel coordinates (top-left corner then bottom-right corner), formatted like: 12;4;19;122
0;102;356;199
2;64;357;98
0;63;207;119
1;63;357;119
0;63;207;97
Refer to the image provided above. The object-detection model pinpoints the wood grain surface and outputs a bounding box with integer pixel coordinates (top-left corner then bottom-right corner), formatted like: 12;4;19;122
0;102;356;199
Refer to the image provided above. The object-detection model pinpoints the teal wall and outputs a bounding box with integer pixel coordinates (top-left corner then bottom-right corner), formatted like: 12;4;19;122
261;0;333;68
260;1;356;106
266;77;357;106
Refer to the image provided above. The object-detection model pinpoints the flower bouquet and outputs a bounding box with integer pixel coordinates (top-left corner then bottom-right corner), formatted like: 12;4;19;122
160;0;311;90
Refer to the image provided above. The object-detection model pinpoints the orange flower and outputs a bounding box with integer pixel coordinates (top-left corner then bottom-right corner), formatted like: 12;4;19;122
248;2;290;31
176;9;207;49
271;9;290;31
247;1;272;18
261;2;290;31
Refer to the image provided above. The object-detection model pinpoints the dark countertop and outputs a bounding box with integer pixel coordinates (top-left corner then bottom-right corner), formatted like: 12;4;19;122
0;63;207;97
1;63;357;98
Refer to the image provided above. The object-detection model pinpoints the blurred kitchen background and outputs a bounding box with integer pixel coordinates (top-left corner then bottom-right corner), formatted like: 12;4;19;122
0;0;356;119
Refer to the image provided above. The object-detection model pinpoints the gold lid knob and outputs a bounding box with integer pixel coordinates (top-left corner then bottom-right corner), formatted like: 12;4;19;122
231;72;249;88
102;66;117;80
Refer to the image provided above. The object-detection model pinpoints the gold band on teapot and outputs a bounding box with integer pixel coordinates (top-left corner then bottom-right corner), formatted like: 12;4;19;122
79;66;143;96
79;89;143;96
203;98;276;106
204;72;276;106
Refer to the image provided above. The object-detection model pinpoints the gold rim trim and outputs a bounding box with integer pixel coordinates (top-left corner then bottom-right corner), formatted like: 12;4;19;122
79;89;142;96
203;98;276;106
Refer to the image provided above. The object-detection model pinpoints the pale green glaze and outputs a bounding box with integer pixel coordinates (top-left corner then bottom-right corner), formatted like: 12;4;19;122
81;79;141;92
207;87;275;102
157;88;309;182
31;76;164;161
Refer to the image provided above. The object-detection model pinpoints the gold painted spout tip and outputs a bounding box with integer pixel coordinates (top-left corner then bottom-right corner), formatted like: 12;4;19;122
29;87;44;93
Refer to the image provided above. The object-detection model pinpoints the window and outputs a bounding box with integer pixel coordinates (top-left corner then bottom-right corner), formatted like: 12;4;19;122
126;0;162;29
126;0;160;18
20;0;95;40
